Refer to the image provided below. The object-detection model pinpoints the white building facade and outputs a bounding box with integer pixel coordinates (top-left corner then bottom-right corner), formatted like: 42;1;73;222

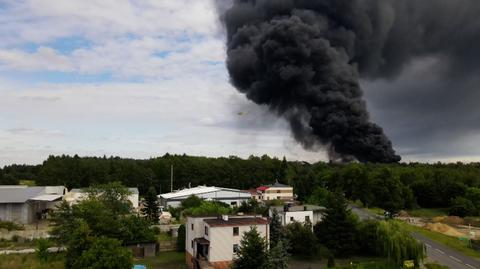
159;186;251;209
257;181;294;202
269;205;325;226
185;215;269;269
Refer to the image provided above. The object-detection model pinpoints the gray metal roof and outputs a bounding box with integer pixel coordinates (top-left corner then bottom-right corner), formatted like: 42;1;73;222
0;186;65;203
70;187;138;194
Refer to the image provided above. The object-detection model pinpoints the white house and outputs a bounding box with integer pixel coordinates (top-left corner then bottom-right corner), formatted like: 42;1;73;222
257;181;294;202
186;215;269;269
0;185;66;224
269;204;325;226
64;187;139;210
159;186;251;209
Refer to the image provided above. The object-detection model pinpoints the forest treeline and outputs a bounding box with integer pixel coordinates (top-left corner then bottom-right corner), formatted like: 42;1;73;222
1;154;480;216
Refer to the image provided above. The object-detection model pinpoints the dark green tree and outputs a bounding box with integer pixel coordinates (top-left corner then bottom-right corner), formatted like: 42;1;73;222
177;224;186;252
267;240;289;269
233;227;268;269
449;197;476;217
285;221;317;257
269;209;283;247
72;236;133;269
314;193;358;257
142;186;160;223
181;195;203;209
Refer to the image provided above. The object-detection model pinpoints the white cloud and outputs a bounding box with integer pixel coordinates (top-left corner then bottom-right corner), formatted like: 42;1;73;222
0;0;331;166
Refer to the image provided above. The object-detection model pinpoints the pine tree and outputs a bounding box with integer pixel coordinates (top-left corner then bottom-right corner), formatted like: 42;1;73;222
233;227;268;269
270;209;283;247
267;240;289;269
314;192;358;257
142;186;159;224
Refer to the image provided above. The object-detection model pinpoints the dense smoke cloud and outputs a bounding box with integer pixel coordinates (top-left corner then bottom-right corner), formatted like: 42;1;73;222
222;0;480;163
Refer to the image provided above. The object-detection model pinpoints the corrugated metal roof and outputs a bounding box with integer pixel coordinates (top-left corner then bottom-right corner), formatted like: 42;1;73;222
159;186;220;199
30;194;63;201
159;186;249;200
0;186;65;203
70;187;139;194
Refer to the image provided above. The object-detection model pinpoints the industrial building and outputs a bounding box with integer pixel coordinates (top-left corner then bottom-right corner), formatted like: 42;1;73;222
0;185;66;224
185;215;269;269
159;186;252;208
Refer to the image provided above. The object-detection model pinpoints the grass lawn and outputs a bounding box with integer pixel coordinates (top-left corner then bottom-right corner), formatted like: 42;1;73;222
402;222;480;259
19;180;36;186
138;251;187;269
366;207;385;216
157;232;173;242
407;208;449;218
289;256;398;269
0;253;64;269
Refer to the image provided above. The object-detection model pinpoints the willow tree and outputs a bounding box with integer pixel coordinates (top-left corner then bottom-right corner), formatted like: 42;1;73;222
375;221;425;266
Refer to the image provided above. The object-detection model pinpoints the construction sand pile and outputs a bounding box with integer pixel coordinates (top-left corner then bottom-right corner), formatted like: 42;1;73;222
424;223;466;237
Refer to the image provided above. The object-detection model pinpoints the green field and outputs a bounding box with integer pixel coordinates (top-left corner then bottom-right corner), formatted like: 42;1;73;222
0;253;64;269
139;251;187;269
402;223;480;259
407;208;449;218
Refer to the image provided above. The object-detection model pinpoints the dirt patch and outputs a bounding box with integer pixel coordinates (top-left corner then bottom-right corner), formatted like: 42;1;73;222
423;223;466;238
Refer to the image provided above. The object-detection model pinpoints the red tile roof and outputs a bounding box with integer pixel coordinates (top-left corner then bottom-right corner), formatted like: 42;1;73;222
204;217;269;227
256;186;269;191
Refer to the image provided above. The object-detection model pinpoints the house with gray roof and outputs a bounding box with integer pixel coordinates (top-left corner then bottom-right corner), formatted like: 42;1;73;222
0;185;66;224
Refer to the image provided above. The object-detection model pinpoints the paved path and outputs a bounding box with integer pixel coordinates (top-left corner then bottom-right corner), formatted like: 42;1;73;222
0;246;64;255
413;233;479;269
349;204;480;269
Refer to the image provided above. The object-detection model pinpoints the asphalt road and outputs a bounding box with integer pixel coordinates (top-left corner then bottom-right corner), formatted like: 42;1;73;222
348;204;480;269
413;232;479;269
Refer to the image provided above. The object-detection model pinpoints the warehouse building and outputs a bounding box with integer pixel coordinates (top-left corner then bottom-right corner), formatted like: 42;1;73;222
159;186;251;208
0;185;66;224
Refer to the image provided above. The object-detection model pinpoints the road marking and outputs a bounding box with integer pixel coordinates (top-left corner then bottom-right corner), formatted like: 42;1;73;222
465;264;476;269
449;256;462;263
435;248;445;254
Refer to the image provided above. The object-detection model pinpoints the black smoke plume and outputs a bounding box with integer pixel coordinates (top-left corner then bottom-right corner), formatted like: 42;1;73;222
222;0;480;163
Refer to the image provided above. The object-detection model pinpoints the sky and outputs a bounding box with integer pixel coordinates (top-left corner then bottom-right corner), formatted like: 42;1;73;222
1;0;479;166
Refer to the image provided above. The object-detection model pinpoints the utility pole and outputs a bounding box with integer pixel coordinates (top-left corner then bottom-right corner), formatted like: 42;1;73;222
170;164;174;193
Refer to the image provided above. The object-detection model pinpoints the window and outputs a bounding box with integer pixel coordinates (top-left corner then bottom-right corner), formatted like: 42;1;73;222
305;216;310;222
233;244;239;254
277;196;281;199
191;223;194;230
277;190;281;193
191;240;194;249
233;227;239;236
205;226;209;236
290;217;294;221
231;201;237;206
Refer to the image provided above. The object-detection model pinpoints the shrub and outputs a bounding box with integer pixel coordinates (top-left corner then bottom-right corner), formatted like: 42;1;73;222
35;238;52;262
0;220;24;231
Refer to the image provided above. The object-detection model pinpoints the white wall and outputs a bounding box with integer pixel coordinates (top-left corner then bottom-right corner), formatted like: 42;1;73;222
208;224;269;262
283;211;313;226
261;187;293;201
